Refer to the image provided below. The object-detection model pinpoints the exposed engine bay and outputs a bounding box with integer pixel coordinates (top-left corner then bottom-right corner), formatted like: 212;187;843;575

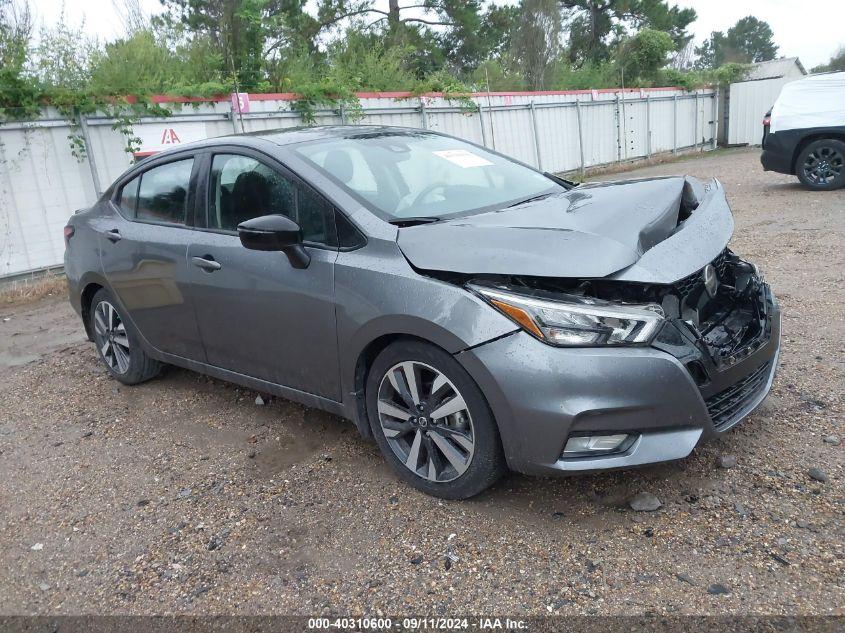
437;249;772;374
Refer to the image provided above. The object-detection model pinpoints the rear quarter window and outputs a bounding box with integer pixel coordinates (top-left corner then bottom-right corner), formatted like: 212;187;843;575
117;176;140;217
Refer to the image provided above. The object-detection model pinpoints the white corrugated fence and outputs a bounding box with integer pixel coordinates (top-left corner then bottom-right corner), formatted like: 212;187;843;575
0;87;716;279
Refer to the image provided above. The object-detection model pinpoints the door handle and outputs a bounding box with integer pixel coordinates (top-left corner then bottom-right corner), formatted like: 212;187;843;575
191;256;222;272
105;229;121;243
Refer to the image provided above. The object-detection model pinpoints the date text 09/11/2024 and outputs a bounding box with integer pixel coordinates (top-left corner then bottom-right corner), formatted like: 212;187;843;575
306;617;528;630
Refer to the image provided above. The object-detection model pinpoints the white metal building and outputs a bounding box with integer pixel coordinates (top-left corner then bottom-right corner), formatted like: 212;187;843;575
726;57;807;146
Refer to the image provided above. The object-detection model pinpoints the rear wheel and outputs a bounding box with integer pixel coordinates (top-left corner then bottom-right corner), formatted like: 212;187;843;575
796;139;845;190
89;288;161;385
366;340;506;499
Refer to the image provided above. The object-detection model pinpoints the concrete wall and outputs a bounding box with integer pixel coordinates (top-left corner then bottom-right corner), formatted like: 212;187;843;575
0;87;716;279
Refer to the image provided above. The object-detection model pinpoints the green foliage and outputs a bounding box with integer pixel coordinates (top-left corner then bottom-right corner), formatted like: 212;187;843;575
157;0;267;90
32;17;98;92
618;28;674;83
710;62;750;85
695;16;778;69
287;76;361;125
551;60;620;89
812;46;845;73
512;0;562;90
0;0;37;118
407;70;476;113
563;0;697;67
0;0;772;146
325;32;416;91
470;60;526;92
88;28;229;97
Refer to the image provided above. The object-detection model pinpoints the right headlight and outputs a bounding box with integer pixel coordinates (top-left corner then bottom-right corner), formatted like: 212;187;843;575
469;283;665;347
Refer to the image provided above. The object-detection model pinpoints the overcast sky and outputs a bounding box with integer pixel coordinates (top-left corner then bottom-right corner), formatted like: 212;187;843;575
28;0;845;70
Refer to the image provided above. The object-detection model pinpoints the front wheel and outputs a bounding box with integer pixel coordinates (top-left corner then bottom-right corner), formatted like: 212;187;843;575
796;139;845;190
366;340;506;499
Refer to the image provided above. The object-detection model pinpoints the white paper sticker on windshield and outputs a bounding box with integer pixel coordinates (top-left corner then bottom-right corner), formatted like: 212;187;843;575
432;149;493;168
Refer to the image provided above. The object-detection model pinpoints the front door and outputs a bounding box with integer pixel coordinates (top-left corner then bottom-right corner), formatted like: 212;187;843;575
98;156;205;361
187;151;341;401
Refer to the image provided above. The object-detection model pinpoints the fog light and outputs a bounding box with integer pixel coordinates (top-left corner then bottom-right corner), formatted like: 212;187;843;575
563;433;630;456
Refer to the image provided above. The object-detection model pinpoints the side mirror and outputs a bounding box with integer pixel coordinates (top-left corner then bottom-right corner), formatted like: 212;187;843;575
237;214;310;269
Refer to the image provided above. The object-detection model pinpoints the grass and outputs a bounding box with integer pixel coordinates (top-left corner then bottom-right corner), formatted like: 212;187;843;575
0;269;68;306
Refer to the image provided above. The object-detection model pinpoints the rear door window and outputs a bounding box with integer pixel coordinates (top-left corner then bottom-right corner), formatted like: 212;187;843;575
134;158;194;225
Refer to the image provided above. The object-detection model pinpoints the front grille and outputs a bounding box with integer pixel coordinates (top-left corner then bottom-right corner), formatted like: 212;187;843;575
672;249;729;300
705;361;771;430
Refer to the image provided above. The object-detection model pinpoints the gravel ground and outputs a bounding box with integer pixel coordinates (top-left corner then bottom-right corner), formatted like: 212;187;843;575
0;148;842;616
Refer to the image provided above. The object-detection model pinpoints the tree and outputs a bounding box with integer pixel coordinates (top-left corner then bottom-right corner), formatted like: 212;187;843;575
478;4;520;63
32;12;99;92
618;28;673;83
724;16;778;63
158;0;268;89
632;0;696;51
695;16;778;68
88;27;228;96
0;0;39;117
0;0;29;69
561;0;695;66
812;46;845;73
512;0;562;90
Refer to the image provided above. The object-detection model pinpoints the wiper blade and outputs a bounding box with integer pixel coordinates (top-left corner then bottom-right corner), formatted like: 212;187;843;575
505;192;557;208
388;216;443;227
544;172;578;188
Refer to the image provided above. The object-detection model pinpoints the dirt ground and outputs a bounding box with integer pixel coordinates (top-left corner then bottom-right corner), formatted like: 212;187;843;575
0;148;842;616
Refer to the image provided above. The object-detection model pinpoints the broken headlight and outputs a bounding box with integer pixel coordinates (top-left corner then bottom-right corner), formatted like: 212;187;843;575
469;284;664;347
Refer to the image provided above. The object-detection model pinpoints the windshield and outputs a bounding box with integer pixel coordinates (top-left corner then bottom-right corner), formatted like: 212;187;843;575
293;131;563;221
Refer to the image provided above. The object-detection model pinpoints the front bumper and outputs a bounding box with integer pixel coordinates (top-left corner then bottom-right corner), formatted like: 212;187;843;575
456;289;781;476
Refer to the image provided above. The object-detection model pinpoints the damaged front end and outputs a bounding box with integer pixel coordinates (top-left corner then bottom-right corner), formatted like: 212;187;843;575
465;248;779;432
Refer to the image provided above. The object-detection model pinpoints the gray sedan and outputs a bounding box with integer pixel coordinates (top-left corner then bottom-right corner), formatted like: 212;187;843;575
64;126;781;499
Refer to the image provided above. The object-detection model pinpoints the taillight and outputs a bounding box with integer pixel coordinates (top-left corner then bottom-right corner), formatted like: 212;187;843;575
64;225;75;246
762;115;771;127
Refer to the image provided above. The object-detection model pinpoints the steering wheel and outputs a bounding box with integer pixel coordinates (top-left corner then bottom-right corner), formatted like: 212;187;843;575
409;182;449;209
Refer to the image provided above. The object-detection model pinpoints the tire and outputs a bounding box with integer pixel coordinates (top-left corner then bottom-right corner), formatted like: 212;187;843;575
89;288;161;385
365;340;506;499
795;139;845;191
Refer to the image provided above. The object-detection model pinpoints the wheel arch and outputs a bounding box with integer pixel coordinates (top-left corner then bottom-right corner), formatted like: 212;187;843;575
346;316;503;440
78;275;108;341
791;132;845;173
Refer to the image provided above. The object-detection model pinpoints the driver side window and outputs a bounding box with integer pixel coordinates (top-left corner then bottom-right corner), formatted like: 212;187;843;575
208;153;336;246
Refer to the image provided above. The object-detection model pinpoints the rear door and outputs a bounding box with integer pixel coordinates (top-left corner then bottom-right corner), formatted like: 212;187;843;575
186;149;342;400
98;155;205;361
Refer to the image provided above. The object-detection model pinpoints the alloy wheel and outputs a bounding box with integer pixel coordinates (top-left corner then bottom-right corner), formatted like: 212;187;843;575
802;145;843;186
377;361;475;483
93;300;131;374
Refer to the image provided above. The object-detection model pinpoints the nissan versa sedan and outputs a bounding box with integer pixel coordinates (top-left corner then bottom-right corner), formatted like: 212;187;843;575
64;126;781;499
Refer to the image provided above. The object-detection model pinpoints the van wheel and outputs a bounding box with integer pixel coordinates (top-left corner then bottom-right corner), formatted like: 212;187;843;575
366;340;506;499
89;288;161;385
796;139;845;190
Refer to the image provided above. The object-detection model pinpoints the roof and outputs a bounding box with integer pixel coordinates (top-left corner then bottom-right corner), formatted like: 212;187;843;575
744;57;807;81
130;125;437;166
247;125;437;146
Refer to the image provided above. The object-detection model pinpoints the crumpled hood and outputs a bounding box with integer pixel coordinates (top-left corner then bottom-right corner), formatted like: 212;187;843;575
396;176;734;284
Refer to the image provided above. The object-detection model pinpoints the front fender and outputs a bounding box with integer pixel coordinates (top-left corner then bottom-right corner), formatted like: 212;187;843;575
334;239;518;424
